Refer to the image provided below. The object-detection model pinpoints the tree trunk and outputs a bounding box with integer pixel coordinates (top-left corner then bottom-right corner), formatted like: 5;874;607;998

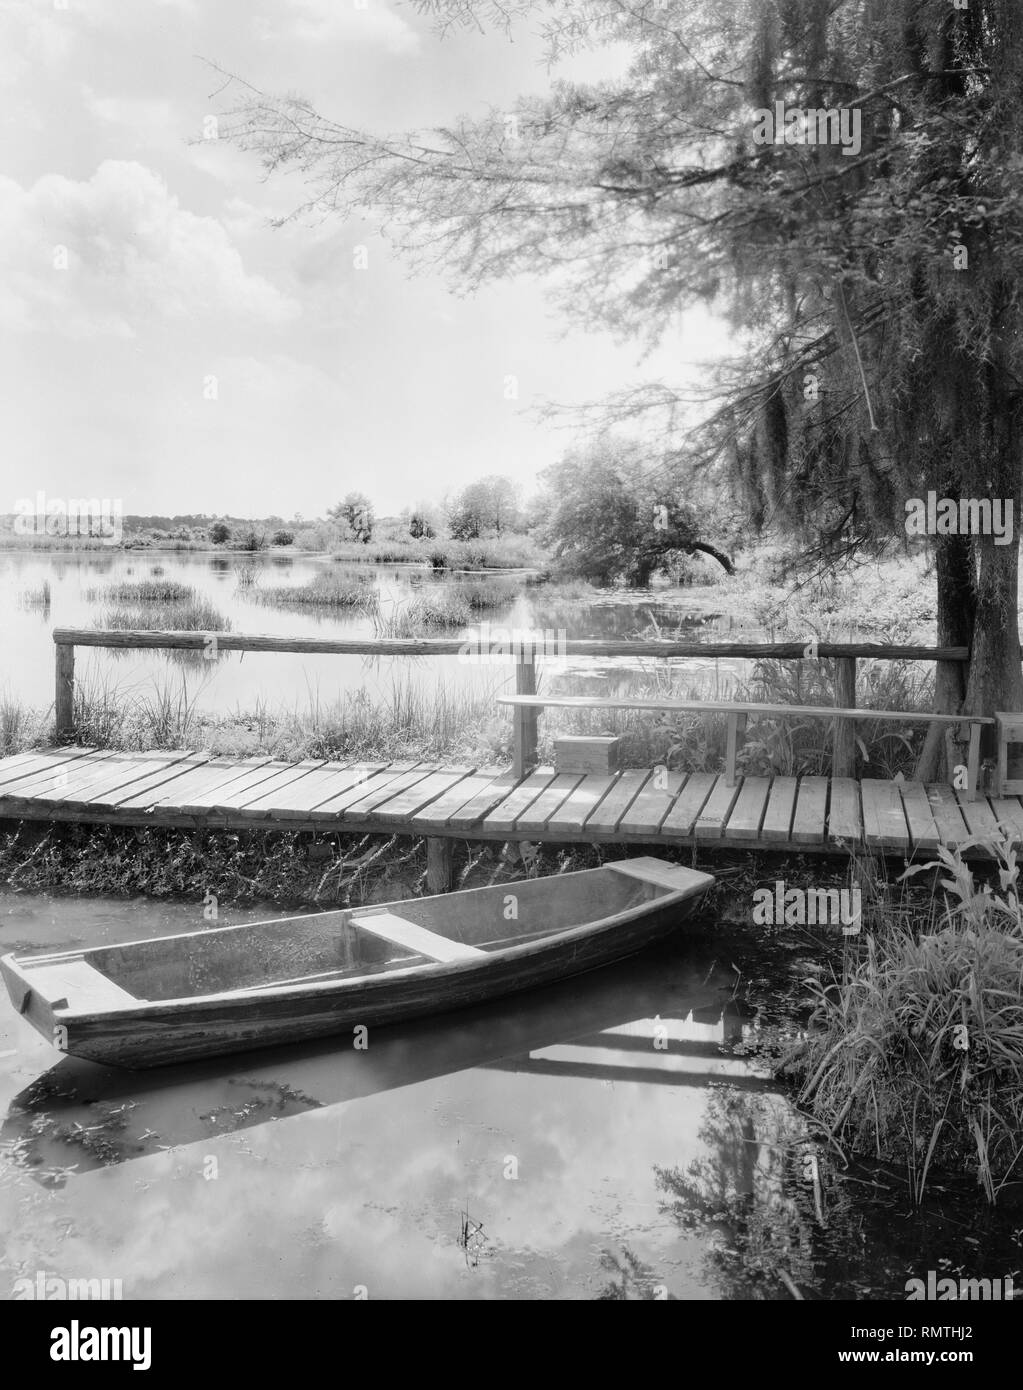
964;330;1023;761
915;532;974;782
963;535;1023;760
686;541;734;574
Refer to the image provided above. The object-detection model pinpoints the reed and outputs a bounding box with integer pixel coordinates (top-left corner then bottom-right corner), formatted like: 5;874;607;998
97;597;230;631
85;579;194;603
795;841;1023;1203
246;571;378;612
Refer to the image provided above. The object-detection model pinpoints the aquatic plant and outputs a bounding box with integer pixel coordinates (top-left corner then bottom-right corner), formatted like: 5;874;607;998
796;840;1023;1203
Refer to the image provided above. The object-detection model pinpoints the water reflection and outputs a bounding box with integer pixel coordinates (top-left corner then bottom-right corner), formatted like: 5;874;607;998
4;942;755;1181
2;889;1020;1298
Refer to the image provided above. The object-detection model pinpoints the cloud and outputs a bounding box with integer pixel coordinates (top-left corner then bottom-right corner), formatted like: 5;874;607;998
257;0;419;53
0;160;299;337
0;0;74;84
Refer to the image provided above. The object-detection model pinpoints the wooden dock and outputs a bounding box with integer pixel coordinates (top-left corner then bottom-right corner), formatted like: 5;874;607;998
0;748;1015;860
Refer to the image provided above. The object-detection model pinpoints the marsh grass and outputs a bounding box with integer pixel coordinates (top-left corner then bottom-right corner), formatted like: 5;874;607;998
0;689;44;754
796;841;1023;1203
246;571;378;612
372;590;473;635
98;597;230;632
85;579;194;603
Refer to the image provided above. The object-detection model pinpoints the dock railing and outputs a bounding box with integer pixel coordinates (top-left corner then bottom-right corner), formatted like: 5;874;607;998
52;627;973;782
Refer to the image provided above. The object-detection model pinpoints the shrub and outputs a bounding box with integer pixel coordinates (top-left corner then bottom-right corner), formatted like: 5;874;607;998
795;842;1023;1202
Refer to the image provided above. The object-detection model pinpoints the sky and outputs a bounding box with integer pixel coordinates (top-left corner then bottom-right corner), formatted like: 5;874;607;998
0;0;728;518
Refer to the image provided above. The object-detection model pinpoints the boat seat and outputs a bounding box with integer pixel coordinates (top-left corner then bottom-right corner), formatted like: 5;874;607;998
355;912;485;963
25;958;139;1011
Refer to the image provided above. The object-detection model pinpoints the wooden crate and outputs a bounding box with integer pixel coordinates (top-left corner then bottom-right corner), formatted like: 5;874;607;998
554;736;620;775
996;712;1023;795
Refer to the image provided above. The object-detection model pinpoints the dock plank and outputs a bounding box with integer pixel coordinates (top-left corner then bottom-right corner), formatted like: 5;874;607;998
170;760;304;814
898;781;940;852
372;767;475;824
695;776;741;840
515;773;583;832
482;769;556;835
547;774;619;835
661;772;717;837
761;777;798;842
860;779;910;851
243;762;378;817
116;757;271;811
0;749;97;793
38;752;198;809
791;776;829;845
989;796;1023;849
412;766;509;830
925;783;970;849
334;765;437;819
93;755;212;810
827;777;862;847
954;789;1001;855
583;770;650;834
724;776;771;840
617;771;687;836
224;761;331;813
4;752;121;802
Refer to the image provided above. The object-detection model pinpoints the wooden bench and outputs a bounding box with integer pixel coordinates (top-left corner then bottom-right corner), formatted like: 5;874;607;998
355;912;485;963
497;695;994;798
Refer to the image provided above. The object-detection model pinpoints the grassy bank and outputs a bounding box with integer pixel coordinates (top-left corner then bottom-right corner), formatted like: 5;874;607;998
790;843;1023;1203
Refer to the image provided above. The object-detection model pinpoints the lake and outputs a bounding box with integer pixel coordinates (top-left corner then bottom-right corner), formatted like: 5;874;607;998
1;890;1019;1300
2;550;753;721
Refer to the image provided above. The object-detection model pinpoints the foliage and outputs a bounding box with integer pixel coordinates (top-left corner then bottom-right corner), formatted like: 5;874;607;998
447;475;521;538
329;492;375;543
796;841;1023;1202
537;437;732;586
209;522;230;545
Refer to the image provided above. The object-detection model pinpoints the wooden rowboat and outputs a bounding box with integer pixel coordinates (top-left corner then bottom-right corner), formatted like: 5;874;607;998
0;857;714;1069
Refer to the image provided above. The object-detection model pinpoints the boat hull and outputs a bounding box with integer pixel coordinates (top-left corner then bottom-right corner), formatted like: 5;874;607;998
1;863;714;1068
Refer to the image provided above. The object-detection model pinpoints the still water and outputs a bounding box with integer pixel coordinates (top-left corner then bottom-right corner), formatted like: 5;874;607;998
1;891;1019;1300
1;550;747;717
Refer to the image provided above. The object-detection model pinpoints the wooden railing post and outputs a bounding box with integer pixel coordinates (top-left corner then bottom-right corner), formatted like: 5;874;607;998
55;638;75;742
833;657;856;777
724;712;746;786
512;646;538;781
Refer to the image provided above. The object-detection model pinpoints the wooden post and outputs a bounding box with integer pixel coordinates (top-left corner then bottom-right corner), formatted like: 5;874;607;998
833;657;856;778
55;640;75;742
724;712;747;786
426;837;454;894
512;649;538;782
965;720;981;802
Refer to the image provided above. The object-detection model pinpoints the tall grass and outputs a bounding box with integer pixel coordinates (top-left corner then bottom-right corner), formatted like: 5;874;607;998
796;841;1023;1203
246;571;378;612
84;579;194;603
0;689;44;754
373;591;473;635
98;597;230;631
71;671;208;748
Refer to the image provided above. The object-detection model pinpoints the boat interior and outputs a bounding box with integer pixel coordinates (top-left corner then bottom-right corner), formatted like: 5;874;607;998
14;865;678;1006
